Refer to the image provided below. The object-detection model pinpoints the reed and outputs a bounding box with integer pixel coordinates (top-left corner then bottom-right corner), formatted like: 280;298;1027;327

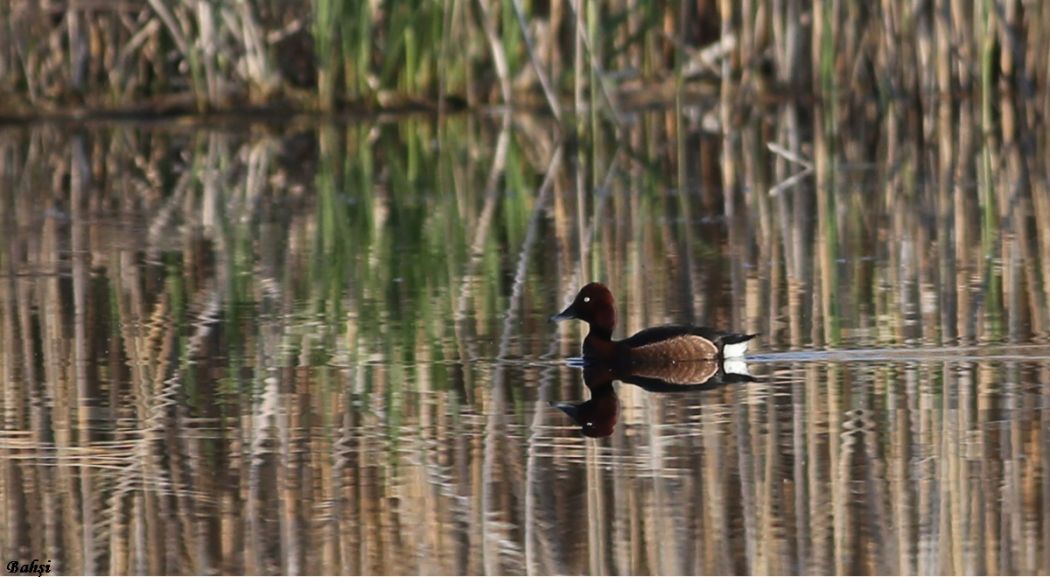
0;1;1045;117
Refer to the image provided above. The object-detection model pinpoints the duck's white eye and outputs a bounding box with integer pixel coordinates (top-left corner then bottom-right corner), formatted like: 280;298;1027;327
586;422;593;427
583;296;591;303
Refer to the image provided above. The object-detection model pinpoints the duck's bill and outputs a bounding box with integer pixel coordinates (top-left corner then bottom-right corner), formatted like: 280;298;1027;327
550;304;578;322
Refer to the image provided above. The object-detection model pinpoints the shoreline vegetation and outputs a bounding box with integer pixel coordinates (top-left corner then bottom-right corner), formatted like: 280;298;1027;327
1;0;1047;120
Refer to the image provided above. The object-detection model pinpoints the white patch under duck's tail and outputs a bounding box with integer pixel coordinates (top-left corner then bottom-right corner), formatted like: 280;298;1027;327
723;341;749;358
721;334;756;358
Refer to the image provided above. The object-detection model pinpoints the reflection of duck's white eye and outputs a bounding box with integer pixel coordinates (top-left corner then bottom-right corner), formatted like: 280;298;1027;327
583;297;591;303
586;422;593;427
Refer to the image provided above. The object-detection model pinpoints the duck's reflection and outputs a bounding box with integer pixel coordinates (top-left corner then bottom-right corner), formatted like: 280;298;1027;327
553;360;754;438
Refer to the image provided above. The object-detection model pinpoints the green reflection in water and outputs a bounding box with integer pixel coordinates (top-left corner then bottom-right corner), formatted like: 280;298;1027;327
1;103;1050;574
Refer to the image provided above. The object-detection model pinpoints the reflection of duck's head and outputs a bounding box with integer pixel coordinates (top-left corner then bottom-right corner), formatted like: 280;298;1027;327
553;392;618;438
553;367;618;438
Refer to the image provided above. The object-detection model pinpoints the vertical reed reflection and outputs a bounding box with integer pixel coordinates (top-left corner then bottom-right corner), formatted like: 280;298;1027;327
1;95;1049;575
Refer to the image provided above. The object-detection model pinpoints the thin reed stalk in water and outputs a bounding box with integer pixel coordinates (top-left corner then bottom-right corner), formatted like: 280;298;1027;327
314;0;340;111
476;0;513;106
510;0;562;120
565;0;622;126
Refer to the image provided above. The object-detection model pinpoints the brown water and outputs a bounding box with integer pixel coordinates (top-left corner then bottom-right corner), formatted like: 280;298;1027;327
2;102;1050;575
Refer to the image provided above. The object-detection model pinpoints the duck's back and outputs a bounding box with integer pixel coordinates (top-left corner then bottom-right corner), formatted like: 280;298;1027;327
623;325;753;361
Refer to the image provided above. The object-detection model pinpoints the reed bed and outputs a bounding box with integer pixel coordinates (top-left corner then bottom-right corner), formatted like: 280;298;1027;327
1;0;1049;117
1;61;1050;573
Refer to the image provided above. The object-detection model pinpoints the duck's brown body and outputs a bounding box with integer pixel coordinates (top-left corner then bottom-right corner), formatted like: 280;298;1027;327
627;334;718;362
554;283;755;364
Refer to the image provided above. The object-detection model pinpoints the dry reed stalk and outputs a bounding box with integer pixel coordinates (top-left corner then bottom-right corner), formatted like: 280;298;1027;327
510;0;562;120
565;0;621;125
475;0;513;106
934;0;952;99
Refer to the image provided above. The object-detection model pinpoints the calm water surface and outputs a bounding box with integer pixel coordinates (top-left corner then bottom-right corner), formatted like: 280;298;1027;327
2;104;1050;575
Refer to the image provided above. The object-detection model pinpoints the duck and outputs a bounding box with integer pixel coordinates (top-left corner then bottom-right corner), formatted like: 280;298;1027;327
551;282;756;365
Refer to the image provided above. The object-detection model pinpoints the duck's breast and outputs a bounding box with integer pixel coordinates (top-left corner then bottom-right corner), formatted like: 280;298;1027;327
583;334;620;361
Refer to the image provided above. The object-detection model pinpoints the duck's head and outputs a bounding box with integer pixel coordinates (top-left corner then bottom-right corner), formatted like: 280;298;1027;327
551;282;616;332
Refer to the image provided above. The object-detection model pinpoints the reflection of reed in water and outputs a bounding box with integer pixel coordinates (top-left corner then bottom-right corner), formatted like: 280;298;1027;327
1;86;1050;575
